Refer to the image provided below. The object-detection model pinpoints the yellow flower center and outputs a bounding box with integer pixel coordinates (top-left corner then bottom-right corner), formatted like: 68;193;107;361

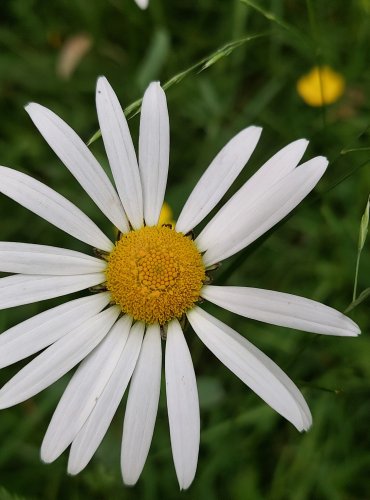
106;226;206;324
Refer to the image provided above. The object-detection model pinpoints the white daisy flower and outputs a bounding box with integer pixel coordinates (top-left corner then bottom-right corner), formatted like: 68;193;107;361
0;77;359;490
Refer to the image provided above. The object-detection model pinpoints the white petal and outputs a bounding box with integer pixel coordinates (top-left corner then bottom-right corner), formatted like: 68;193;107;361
0;242;106;275
175;126;262;234
0;166;113;252
0;306;120;409
41;315;132;463
68;321;144;475
165;319;200;490
25;103;129;233
0;273;105;310
202;286;360;337
199;156;328;266
96;77;143;229
121;323;162;485
0;292;111;368
196;139;308;252
139;82;170;226
187;306;312;431
135;0;149;9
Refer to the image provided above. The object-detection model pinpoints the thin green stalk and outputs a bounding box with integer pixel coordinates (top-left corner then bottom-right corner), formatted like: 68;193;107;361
341;146;370;154
345;288;370;313
353;254;361;302
241;0;304;39
87;32;267;146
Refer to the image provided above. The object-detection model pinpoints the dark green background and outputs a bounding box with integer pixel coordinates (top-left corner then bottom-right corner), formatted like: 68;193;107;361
0;1;369;498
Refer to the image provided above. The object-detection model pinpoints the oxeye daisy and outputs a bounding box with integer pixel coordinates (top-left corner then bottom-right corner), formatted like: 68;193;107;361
0;77;359;490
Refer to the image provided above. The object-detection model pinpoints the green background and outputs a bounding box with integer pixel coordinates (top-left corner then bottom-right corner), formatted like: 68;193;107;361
0;0;369;498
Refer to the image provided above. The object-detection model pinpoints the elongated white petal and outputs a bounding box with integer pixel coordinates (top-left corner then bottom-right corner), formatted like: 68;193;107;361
0;292;111;368
25;103;129;233
0;273;105;310
0;306;120;409
175;126;262;234
41;315;132;463
0;242;106;275
200;156;328;266
0;166;113;251
196;139;308;251
202;286;360;337
166;319;200;490
68;321;144;475
96;77;143;229
139;82;169;226
121;324;162;485
187;306;312;431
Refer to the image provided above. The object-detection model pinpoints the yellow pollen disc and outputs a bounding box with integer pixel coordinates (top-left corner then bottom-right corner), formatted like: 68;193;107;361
106;226;206;324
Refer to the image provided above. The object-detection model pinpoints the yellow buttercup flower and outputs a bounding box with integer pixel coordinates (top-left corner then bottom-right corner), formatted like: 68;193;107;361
297;66;345;107
158;201;175;226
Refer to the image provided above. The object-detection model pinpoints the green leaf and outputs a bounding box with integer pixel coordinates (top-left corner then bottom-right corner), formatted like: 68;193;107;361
358;196;369;252
351;195;370;300
0;487;29;500
136;29;170;91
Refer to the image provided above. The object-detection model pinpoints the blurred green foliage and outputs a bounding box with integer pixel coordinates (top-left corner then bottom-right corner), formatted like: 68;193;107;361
0;0;369;499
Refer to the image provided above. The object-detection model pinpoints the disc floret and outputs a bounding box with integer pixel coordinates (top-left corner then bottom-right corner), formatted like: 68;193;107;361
106;226;206;324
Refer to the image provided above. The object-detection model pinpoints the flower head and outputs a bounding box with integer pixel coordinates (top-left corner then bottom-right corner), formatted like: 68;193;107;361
0;77;359;490
297;66;345;107
106;225;206;324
